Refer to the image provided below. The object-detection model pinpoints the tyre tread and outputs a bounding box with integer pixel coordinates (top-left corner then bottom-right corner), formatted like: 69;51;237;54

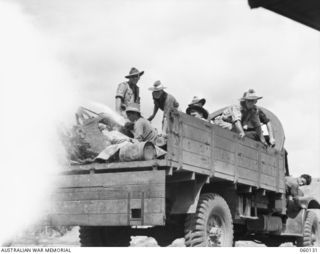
297;210;319;247
184;193;234;247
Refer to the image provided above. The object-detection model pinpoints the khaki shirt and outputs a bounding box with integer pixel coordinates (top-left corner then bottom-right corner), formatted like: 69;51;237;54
220;105;242;123
213;104;262;132
213;105;241;130
153;93;179;134
285;176;300;197
163;94;179;117
134;117;158;143
116;82;140;112
241;105;261;130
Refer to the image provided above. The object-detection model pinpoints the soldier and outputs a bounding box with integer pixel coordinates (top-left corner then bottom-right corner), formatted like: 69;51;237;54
240;90;276;147
186;96;209;120
213;89;267;146
147;81;179;135
239;89;268;145
126;103;158;143
115;67;144;117
285;174;312;198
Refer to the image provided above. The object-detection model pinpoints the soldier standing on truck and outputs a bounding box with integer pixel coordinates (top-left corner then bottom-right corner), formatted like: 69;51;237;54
185;96;209;120
115;67;144;117
147;80;179;135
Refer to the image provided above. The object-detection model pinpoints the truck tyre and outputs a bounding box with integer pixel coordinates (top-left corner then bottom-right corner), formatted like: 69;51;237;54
297;210;320;247
263;237;283;247
152;224;184;247
184;193;234;247
79;226;104;247
79;226;131;247
153;228;175;247
100;227;131;247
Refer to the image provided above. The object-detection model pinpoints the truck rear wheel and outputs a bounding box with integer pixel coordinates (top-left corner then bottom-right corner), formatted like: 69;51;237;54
152;227;176;247
152;223;184;247
101;227;131;247
79;226;131;247
79;226;104;247
297;210;320;246
184;193;234;247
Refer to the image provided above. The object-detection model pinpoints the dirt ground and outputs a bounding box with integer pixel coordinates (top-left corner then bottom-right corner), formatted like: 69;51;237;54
8;226;295;247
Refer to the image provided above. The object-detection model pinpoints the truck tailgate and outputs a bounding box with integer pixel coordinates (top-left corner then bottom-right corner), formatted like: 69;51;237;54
49;170;166;226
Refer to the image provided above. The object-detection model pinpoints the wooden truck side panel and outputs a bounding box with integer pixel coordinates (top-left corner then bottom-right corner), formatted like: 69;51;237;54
50;170;166;226
167;112;285;193
167;112;212;175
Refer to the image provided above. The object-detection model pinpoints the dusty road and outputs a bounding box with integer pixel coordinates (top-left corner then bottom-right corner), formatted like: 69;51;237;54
9;226;295;247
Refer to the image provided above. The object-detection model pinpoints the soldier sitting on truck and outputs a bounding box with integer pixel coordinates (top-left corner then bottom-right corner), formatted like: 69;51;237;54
186;96;209;120
213;89;268;146
240;90;276;147
126;102;159;143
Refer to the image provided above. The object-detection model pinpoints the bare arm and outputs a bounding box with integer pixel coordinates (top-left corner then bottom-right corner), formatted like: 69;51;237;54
266;122;275;146
115;97;123;115
229;105;244;138
234;120;245;138
147;104;159;121
115;82;127;115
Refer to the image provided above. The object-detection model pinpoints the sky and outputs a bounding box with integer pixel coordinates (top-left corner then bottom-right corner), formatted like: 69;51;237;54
5;0;320;177
0;0;319;245
11;0;319;176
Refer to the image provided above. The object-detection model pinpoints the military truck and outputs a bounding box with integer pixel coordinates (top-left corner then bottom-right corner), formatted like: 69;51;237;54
50;108;320;247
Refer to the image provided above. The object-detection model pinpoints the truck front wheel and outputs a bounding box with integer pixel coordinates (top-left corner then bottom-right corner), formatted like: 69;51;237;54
297;210;320;246
184;193;234;247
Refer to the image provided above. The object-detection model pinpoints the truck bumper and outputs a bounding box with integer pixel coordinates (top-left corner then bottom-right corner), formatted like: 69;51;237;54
49;170;166;227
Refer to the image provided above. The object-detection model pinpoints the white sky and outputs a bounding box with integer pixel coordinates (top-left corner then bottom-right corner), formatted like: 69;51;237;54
5;0;320;179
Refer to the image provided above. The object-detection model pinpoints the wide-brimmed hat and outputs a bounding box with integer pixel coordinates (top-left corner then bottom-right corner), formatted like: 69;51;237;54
125;67;144;78
149;80;167;91
240;89;263;101
125;103;141;114
186;104;209;119
188;96;206;107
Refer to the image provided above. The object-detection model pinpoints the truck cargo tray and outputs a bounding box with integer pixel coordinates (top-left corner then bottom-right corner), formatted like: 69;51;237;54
49;170;166;226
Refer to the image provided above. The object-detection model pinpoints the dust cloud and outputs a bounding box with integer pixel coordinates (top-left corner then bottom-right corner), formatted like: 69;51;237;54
81;101;126;126
0;1;78;245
